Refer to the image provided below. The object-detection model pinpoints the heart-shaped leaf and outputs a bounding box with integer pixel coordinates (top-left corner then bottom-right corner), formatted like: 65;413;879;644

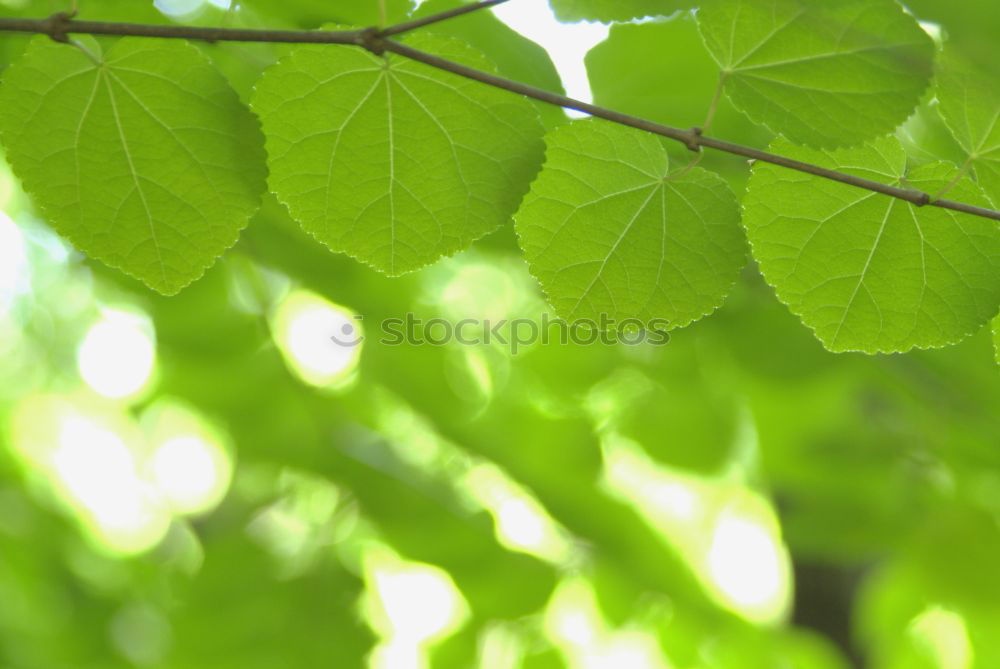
515;119;746;329
743;136;1000;353
0;37;266;294
251;34;545;275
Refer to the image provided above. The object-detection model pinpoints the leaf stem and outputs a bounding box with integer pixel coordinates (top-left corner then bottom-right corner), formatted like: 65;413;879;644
673;72;729;177
930;156;973;201
0;12;998;224
702;71;727;134
69;37;101;65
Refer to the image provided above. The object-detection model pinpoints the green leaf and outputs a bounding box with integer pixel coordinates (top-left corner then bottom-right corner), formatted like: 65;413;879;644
414;0;567;129
0;37;266;295
548;0;691;23
936;47;1000;205
743;136;1000;353
697;0;934;148
251;34;545;275
514;119;746;328
899;0;1000;72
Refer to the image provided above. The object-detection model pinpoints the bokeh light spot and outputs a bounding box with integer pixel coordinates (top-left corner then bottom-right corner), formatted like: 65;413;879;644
910;605;974;669
142;400;233;517
707;511;787;621
272;290;362;388
150;436;225;515
364;545;469;669
77;309;156;400
49;411;169;554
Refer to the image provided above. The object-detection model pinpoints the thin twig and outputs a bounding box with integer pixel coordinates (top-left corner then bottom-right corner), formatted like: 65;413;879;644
379;39;1000;222
0;13;998;223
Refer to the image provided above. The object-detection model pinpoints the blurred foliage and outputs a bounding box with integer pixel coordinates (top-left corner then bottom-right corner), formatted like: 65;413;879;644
1;1;999;668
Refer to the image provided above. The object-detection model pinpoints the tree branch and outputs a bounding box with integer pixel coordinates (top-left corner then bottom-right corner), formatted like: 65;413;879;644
0;13;367;45
379;39;1000;222
0;12;998;223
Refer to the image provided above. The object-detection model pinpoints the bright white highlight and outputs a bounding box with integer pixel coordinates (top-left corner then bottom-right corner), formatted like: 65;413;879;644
910;605;974;669
373;565;463;641
918;21;943;45
272;290;361;388
365;546;469;669
142;400;233;516
707;512;786;619
543;578;670;669
150;436;226;515
497;499;547;549
602;437;706;528
51;414;169;553
493;0;608;113
9;396;235;555
462;463;573;564
77;310;156;400
544;579;605;653
601;435;792;624
154;0;209;17
370;641;423;669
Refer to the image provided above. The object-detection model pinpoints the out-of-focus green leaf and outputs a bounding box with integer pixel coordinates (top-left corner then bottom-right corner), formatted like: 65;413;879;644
165;527;374;668
133;260;558;622
359;338;726;615
320;422;558;619
858;504;1000;669
901;0;1000;71
588;351;739;474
